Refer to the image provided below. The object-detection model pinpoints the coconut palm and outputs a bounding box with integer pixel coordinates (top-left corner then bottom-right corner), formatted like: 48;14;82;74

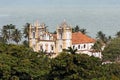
80;28;87;34
65;47;77;54
1;26;9;43
23;23;30;39
72;25;87;34
22;40;29;47
92;40;103;52
96;31;107;44
12;29;22;44
23;23;30;46
116;31;120;38
7;24;15;43
1;24;15;43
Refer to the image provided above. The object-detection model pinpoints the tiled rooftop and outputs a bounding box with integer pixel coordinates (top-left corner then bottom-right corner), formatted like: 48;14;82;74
72;32;95;44
52;32;95;44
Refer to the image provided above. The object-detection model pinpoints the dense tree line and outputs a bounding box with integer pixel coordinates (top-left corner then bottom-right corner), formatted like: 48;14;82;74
0;43;50;80
0;42;119;79
0;23;120;79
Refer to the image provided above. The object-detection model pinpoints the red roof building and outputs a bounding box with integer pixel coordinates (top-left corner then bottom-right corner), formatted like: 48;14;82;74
72;32;96;44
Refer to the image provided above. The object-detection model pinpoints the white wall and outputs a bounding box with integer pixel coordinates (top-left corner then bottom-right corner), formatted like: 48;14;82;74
57;40;63;53
72;43;102;58
65;40;71;49
38;41;55;53
66;32;71;39
72;43;94;50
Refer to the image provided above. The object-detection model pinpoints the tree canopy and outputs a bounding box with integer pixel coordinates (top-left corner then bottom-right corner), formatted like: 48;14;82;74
103;38;120;61
72;25;87;34
0;43;50;80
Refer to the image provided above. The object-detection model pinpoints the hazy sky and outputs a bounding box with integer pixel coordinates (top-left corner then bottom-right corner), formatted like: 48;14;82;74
0;0;120;37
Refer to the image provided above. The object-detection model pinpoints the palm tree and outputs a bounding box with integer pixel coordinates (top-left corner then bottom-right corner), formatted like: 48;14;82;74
72;25;80;33
7;24;15;43
23;23;30;39
1;26;9;43
12;29;22;44
116;31;120;38
72;25;87;34
22;40;29;47
74;25;80;32
91;40;103;52
80;28;87;34
96;31;107;44
64;47;77;54
1;24;15;44
23;23;30;46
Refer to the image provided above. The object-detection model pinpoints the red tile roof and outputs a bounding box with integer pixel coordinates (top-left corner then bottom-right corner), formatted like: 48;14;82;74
52;32;96;44
72;32;96;44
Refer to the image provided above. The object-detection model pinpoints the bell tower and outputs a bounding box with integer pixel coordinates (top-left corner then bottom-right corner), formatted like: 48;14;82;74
62;21;72;49
56;21;72;53
29;21;39;52
56;26;63;53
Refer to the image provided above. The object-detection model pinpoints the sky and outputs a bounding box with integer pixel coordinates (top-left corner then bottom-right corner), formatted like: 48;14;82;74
0;0;120;37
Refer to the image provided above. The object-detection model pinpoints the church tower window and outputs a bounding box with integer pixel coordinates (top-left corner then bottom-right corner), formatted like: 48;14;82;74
51;45;54;50
40;45;43;51
33;32;35;38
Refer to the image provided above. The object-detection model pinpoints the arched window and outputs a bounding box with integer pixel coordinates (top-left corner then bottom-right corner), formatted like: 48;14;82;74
33;32;35;38
40;44;43;50
60;33;62;39
51;45;54;50
60;45;62;49
78;45;80;49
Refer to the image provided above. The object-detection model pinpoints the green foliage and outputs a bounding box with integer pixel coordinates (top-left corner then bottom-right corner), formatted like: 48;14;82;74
48;52;102;80
22;40;29;47
96;31;107;44
47;52;120;80
23;23;30;39
1;24;15;44
103;38;120;61
0;43;50;79
116;31;120;38
72;25;87;34
0;42;120;79
12;29;22;44
1;24;22;44
92;40;103;52
63;47;77;54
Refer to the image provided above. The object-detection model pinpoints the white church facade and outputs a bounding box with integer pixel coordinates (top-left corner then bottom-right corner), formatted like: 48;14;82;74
29;21;102;58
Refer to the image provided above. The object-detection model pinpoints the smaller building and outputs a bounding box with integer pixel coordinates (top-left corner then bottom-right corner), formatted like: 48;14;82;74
29;21;102;58
72;32;102;58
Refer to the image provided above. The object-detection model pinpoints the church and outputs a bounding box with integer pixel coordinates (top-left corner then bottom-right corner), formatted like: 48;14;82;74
28;21;102;58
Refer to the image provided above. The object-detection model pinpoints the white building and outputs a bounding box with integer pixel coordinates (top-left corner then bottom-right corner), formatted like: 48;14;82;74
29;21;102;58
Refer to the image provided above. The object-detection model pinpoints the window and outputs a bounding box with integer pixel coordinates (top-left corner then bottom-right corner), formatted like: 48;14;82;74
84;44;86;48
78;45;80;49
51;45;54;50
40;45;43;50
60;33;62;39
60;45;62;49
33;32;35;38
